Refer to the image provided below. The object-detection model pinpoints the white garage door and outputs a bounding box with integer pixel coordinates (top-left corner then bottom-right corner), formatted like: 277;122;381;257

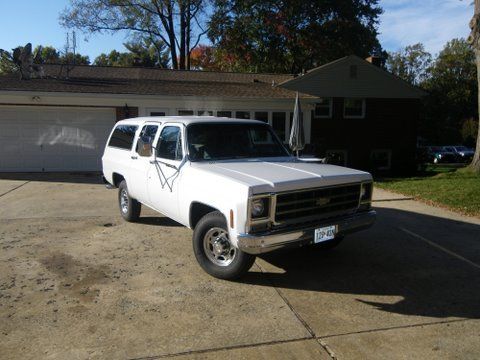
0;106;116;172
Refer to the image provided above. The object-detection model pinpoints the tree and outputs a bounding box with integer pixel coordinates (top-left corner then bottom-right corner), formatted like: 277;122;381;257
421;39;477;145
461;118;479;147
60;0;208;70
94;38;169;67
468;0;480;171
0;49;17;74
33;46;61;63
33;45;90;65
386;43;432;85
189;44;222;70
208;0;384;73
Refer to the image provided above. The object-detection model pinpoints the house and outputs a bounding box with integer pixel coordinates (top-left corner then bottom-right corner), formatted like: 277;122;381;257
0;55;424;173
281;56;426;174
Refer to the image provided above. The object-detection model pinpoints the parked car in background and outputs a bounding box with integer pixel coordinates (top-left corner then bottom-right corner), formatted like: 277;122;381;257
102;116;376;280
443;146;474;163
424;146;457;164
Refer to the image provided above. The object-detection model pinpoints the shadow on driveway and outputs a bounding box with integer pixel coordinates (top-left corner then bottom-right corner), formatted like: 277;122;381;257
137;216;184;227
0;172;103;184
242;207;480;320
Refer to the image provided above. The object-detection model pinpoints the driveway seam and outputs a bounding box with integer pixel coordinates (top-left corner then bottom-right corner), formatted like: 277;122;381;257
127;336;313;359
0;180;30;198
318;318;473;339
399;226;480;270
254;262;337;359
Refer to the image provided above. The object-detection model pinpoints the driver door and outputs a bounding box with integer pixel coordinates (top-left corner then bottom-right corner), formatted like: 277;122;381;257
147;124;185;221
128;123;159;204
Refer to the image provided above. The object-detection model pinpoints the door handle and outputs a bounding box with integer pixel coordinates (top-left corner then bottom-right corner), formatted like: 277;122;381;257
131;155;138;160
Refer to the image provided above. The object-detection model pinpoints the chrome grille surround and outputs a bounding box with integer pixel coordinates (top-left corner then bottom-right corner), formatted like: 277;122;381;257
274;183;362;226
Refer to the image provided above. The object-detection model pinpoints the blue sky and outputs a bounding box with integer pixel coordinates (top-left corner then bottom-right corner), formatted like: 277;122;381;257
0;0;473;60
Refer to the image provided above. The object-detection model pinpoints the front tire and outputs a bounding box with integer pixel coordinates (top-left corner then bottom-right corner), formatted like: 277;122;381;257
118;180;141;222
193;211;255;280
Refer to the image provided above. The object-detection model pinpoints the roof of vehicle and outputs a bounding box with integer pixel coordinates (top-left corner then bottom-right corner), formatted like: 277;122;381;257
115;116;267;126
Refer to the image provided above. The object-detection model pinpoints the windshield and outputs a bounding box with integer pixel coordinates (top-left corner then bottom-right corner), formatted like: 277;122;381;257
187;122;291;161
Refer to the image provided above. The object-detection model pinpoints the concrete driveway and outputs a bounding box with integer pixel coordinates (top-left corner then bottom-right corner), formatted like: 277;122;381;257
1;174;479;359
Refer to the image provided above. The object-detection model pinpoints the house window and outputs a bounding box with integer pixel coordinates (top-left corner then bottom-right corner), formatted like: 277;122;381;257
197;110;213;116
178;110;194;116
314;98;332;118
217;111;232;118
326;150;347;166
272;112;287;142
343;98;365;118
371;149;392;170
150;111;166;116
254;111;268;123
235;111;250;119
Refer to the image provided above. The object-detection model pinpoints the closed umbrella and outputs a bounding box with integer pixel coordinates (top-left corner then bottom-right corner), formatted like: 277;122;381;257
289;91;305;157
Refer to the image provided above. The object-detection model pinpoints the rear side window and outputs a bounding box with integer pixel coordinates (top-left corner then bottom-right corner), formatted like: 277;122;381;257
108;125;138;150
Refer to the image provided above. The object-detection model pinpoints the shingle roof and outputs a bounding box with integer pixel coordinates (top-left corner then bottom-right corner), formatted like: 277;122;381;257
0;64;312;99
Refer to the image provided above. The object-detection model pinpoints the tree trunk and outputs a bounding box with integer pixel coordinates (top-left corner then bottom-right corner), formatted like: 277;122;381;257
473;0;480;172
186;0;191;70
179;1;186;70
166;2;178;69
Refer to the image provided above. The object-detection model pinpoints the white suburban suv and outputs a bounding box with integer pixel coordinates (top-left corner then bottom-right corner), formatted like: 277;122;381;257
102;116;376;279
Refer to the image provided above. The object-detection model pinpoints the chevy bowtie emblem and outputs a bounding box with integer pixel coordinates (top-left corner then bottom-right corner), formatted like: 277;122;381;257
316;197;330;206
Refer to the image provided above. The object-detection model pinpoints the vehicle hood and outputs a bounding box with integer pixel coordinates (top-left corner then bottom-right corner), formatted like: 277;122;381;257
191;158;372;194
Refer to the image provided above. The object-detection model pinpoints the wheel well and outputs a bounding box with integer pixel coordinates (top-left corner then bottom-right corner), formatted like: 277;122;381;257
112;173;125;188
190;202;219;229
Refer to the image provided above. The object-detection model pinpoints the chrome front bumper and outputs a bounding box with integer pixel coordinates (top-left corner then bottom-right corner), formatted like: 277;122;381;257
237;210;376;254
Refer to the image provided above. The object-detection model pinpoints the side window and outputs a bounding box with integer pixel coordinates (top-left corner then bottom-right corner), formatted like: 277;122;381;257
157;126;183;160
136;125;158;157
108;125;138;150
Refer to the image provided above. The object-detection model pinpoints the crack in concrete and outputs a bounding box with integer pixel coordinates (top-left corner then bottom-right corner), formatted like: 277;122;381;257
254;262;337;359
319;318;473;339
127;336;313;360
0;180;30;198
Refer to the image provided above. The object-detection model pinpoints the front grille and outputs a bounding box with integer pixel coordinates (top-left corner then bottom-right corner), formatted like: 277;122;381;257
275;184;361;224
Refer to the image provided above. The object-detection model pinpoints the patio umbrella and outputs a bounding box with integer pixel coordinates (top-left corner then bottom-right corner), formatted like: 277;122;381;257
289;91;305;157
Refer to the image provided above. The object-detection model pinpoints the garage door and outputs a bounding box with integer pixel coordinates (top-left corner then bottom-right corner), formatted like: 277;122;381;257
0;106;116;172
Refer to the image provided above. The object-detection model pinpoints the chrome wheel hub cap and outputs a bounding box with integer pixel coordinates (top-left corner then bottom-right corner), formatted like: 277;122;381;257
120;189;129;213
203;227;236;267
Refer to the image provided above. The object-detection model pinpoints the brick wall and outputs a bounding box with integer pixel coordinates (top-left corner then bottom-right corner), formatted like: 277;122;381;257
310;98;420;175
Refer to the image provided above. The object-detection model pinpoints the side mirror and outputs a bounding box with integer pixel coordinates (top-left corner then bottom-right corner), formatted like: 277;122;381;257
151;145;157;162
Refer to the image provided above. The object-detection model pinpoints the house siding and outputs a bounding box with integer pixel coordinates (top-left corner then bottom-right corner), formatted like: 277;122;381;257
310;98;419;174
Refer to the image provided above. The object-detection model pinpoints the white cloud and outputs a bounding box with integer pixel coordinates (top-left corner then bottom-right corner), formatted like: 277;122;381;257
378;0;472;54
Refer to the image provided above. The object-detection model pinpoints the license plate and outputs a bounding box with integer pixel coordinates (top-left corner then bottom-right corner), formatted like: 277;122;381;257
314;225;337;243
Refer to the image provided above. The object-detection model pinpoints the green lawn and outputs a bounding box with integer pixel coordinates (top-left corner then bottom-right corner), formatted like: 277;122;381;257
375;166;480;217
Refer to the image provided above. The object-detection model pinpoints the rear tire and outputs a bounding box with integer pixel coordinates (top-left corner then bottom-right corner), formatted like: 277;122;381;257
118;180;141;222
193;211;255;280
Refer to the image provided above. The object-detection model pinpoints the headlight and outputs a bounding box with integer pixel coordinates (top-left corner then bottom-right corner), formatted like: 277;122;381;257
360;183;372;202
250;197;270;219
